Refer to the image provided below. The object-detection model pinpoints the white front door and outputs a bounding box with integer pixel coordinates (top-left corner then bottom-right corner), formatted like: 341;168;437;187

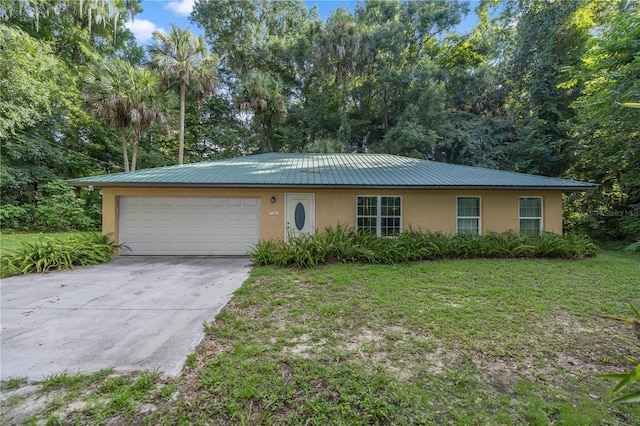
285;193;315;241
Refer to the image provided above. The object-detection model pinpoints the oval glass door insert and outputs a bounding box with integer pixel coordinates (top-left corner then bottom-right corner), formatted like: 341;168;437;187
294;202;306;230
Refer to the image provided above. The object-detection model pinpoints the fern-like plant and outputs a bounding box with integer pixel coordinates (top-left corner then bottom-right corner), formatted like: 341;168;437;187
0;233;124;277
248;227;598;268
599;304;640;403
624;241;640;252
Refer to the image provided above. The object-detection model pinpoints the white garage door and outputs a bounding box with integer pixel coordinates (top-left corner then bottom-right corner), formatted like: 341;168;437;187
119;196;260;255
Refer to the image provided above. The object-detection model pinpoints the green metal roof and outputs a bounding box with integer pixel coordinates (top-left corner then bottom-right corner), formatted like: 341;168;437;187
68;153;597;191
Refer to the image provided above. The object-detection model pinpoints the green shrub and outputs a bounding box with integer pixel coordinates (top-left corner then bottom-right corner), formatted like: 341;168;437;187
0;233;122;277
250;239;281;265
33;180;96;231
1;181;100;233
249;226;598;268
625;241;640;252
0;204;30;232
620;209;640;241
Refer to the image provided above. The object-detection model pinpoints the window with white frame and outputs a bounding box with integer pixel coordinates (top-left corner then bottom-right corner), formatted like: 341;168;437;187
356;196;402;236
457;196;481;235
519;197;543;235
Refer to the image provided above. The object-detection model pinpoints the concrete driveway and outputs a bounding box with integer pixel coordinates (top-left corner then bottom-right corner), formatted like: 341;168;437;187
0;257;251;381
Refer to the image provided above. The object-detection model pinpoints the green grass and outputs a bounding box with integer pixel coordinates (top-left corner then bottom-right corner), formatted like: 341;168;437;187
3;251;639;424
147;250;638;425
0;377;27;392
40;369;115;393
1;368;171;425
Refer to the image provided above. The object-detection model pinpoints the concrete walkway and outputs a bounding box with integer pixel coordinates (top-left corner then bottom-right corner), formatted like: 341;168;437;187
0;257;251;381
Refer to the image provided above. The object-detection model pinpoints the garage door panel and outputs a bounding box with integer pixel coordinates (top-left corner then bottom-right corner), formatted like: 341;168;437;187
243;226;259;237
228;212;242;222
177;243;197;251
142;242;159;251
120;196;261;255
243;212;259;221
190;199;209;206
227;226;242;237
141;198;161;207
210;226;225;236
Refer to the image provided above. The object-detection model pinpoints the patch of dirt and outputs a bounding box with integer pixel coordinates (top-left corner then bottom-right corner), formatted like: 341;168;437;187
0;376;148;426
281;333;329;358
471;310;635;394
278;326;452;381
472;354;531;390
178;334;235;404
420;347;450;375
278;361;294;385
0;383;60;425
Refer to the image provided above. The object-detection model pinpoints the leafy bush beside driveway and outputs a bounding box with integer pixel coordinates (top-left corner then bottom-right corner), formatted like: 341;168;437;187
0;232;121;278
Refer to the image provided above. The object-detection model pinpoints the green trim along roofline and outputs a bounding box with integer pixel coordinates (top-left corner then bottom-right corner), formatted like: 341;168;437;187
67;153;597;192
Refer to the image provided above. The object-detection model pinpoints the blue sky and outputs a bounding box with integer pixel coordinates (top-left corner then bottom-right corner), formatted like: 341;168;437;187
126;0;479;45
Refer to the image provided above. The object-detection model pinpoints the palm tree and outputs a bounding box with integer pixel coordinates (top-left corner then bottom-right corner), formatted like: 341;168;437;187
83;59;172;171
235;70;286;152
148;25;217;165
126;67;175;171
84;59;134;172
315;8;363;86
315;8;371;145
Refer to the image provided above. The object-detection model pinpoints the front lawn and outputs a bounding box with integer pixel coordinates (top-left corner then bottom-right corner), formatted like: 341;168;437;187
3;251;640;424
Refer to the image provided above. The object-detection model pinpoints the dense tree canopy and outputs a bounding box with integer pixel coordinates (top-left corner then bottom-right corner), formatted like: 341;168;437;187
0;0;170;227
1;0;638;240
567;2;640;239
0;25;70;139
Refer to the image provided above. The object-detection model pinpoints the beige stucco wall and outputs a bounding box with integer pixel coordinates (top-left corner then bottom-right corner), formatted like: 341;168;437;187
101;187;563;244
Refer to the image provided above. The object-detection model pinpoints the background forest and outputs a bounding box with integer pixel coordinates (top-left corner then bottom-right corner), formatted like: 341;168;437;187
1;0;638;242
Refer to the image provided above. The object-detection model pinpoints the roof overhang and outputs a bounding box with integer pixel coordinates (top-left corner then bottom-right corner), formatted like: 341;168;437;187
68;181;599;192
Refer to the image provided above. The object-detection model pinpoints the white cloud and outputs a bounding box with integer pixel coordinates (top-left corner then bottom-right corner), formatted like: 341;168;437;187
165;0;195;17
125;19;161;43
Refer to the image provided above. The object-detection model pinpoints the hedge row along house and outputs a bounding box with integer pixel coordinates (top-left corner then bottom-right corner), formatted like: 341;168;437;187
68;153;597;256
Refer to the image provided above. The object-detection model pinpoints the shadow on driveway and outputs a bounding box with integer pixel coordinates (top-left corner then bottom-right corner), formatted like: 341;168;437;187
1;257;252;381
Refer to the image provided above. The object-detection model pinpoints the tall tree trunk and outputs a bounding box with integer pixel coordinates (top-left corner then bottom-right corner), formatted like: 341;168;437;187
337;86;350;146
261;121;274;152
381;90;389;132
179;81;186;165
131;134;139;172
120;126;130;172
